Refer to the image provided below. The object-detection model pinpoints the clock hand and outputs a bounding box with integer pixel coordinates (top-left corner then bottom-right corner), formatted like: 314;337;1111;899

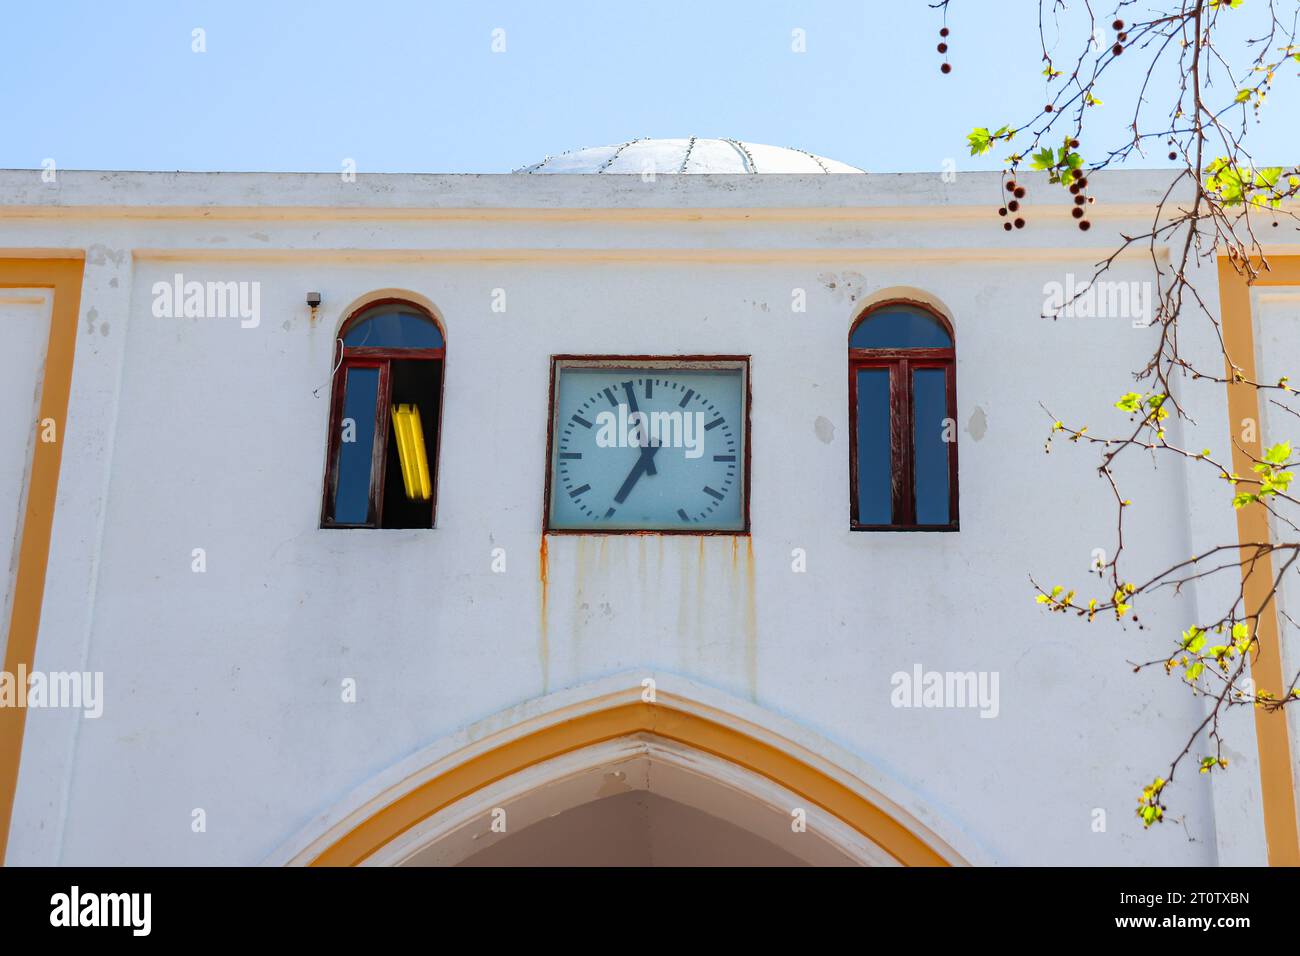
613;442;662;504
624;381;656;476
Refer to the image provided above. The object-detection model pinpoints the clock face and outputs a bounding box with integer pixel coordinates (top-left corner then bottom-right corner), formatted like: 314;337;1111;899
547;359;749;532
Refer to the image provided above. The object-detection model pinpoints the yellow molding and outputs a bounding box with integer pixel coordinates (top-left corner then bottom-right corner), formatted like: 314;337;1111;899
128;246;1167;265
1218;255;1300;866
307;701;951;867
0;256;84;864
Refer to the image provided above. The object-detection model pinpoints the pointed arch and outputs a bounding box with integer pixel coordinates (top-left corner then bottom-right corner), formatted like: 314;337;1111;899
274;676;972;867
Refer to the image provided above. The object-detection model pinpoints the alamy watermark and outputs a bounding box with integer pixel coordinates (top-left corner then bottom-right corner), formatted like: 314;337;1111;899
0;665;103;719
50;886;150;935
595;403;706;459
1042;273;1153;327
890;664;999;718
152;273;260;328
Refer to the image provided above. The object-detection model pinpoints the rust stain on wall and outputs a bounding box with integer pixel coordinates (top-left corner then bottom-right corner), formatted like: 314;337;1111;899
743;536;758;699
538;535;549;692
540;533;757;699
572;536;590;669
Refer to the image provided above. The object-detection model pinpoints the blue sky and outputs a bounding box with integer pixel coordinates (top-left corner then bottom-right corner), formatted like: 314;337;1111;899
2;1;1294;174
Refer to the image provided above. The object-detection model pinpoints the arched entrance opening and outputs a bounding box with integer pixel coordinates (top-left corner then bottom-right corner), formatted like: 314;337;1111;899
380;735;885;866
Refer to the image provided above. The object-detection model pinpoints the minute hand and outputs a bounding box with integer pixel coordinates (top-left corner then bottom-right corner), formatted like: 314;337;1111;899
613;443;662;504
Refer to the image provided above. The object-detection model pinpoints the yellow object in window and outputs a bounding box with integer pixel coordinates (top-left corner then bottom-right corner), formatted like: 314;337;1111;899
391;404;432;501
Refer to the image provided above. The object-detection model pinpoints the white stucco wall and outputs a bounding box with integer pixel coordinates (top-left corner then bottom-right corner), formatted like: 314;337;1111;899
0;169;1276;865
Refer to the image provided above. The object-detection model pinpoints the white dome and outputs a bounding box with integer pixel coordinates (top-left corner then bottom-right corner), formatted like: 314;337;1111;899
516;138;863;174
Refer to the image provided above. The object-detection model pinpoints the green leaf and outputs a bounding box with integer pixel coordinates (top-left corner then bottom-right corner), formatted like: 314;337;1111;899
1030;146;1056;171
1256;167;1283;188
1264;441;1291;464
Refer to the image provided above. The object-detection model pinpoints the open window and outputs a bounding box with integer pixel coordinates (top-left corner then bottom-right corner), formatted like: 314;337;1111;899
321;300;445;529
849;301;958;531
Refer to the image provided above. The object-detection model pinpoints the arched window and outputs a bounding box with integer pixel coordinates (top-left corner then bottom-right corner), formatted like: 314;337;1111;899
321;300;445;529
849;301;957;530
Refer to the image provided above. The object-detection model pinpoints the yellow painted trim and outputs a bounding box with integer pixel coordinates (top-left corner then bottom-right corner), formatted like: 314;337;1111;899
0;256;84;864
307;701;950;867
130;246;1163;266
1218;255;1300;866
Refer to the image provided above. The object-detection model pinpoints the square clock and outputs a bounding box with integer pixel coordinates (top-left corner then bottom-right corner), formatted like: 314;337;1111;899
545;356;750;533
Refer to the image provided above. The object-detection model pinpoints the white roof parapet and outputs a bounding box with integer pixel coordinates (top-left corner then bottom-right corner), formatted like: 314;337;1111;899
0;169;1191;216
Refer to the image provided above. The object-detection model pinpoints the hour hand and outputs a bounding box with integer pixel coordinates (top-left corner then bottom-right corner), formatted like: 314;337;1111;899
613;442;662;504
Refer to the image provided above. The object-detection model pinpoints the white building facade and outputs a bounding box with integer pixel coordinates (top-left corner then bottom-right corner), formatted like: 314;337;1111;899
0;142;1296;866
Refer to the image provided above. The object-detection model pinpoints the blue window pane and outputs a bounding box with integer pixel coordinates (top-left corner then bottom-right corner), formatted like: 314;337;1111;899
912;368;951;525
342;305;443;349
855;368;892;524
333;366;379;524
850;306;952;349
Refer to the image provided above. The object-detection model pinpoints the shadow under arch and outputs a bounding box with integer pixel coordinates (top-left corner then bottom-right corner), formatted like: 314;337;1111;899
276;676;971;867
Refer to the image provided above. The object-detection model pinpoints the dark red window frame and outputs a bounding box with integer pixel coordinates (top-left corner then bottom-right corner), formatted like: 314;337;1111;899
848;300;959;532
320;299;446;529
